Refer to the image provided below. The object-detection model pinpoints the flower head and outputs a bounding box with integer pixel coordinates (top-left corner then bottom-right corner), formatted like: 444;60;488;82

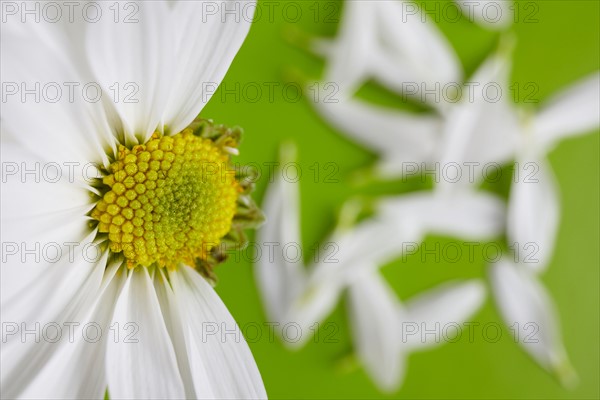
1;1;266;398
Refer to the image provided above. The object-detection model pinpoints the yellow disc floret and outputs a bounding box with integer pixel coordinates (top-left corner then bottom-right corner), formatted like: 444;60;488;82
91;130;240;269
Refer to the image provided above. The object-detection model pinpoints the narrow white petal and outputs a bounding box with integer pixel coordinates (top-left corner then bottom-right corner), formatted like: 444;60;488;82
169;266;267;399
163;0;256;134
310;95;441;171
320;1;377;97
1;26;113;164
0;141;96;304
347;270;405;392
455;0;513;30
255;151;307;325
1;245;109;399
290;195;429;338
86;1;172;142
106;267;186;399
532;73;600;150
425;189;506;240
438;52;519;189
507;155;559;272
489;259;576;386
376;0;463;90
153;272;196;399
19;263;125;400
403;280;486;350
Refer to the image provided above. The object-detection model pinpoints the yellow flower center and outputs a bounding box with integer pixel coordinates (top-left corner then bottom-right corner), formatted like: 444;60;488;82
91;129;240;269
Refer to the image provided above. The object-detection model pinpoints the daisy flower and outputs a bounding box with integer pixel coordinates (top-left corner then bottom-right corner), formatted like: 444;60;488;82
1;1;266;398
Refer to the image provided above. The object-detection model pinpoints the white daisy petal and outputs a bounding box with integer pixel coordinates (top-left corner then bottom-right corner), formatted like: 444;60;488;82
347;270;405;392
153;272;197;399
106;267;186;399
438;52;519;189
163;0;256;134
320;1;376;97
86;0;173;143
289;197;427;338
507;155;559;272
1;26;113;165
532;73;600;150
310;95;441;175
489;258;577;386
19;262;125;400
1;241;108;399
403;280;486;350
425;190;506;240
455;0;513;30
255;167;307;325
170;266;267;399
376;0;463;90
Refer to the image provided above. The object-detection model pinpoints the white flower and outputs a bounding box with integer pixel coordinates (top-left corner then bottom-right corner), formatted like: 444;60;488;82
1;1;267;399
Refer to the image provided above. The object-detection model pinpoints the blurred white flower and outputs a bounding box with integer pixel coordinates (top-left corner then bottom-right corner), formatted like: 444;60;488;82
300;0;599;386
1;1;267;399
255;146;501;390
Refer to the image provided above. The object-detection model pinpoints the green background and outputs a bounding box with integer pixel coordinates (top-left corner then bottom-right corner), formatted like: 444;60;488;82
203;0;600;398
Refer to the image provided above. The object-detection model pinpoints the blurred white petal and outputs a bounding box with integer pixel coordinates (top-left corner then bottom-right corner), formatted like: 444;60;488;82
421;190;505;240
532;73;600;150
316;0;461;99
376;0;463;91
438;51;519;189
310;95;441;176
373;189;504;251
321;1;377;96
403;280;486;350
170;266;267;399
288;194;431;339
287;219;400;345
255;147;307;325
347;270;405;392
455;0;513;30
489;259;577;386
507;155;559;272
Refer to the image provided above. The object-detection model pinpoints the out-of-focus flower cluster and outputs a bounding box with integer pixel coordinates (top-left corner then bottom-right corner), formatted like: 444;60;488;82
255;0;599;392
